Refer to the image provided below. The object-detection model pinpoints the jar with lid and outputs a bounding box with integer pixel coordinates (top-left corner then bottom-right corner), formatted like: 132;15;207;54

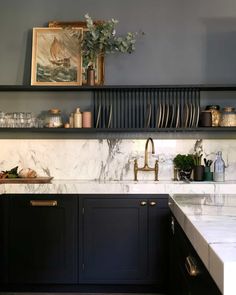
205;105;220;126
219;107;236;127
44;108;63;128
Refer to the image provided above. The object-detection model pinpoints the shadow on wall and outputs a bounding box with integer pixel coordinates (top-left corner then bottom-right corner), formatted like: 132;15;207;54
203;18;236;83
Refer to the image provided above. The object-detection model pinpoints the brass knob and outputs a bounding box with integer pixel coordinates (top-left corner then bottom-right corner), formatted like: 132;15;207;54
140;201;147;206
149;201;156;206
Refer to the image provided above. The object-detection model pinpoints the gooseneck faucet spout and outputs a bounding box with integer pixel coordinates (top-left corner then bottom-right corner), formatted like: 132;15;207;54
134;137;159;181
144;137;155;168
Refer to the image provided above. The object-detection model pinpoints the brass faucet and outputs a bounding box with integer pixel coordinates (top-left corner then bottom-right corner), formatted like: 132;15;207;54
134;137;159;181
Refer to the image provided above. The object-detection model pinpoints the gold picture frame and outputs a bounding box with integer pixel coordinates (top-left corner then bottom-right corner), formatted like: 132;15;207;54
31;27;83;86
49;21;105;85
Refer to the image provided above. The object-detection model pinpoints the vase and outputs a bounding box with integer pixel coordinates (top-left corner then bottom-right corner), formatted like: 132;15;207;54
86;65;95;86
178;169;192;181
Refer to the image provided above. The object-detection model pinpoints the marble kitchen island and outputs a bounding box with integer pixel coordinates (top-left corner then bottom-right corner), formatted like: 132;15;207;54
169;194;236;295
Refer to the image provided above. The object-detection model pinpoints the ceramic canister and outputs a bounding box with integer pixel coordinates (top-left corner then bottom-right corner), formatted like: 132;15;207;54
82;111;92;128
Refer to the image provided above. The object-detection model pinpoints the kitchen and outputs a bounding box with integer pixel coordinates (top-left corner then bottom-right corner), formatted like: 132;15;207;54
1;1;236;295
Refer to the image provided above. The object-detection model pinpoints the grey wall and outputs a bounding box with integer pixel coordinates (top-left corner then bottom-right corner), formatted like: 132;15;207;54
1;0;236;85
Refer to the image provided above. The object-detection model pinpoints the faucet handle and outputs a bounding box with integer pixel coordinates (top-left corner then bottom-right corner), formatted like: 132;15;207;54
154;160;159;181
134;159;138;181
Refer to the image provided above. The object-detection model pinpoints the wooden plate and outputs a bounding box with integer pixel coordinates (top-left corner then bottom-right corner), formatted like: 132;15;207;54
0;177;53;184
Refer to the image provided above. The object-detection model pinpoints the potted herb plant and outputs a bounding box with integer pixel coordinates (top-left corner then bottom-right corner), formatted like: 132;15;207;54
173;154;194;181
81;14;137;85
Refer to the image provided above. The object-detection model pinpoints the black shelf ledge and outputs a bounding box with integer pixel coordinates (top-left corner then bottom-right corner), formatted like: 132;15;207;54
0;127;235;139
1;84;236;91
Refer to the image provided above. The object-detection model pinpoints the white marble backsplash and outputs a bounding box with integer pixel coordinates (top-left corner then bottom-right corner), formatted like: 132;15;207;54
0;139;235;181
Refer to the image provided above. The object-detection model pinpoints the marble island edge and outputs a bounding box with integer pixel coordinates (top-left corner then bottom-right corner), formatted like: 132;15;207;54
169;193;236;295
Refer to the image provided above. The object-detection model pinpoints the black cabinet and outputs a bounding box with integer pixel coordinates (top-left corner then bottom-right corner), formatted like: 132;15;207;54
79;194;169;289
0;196;8;284
7;195;78;284
169;216;222;295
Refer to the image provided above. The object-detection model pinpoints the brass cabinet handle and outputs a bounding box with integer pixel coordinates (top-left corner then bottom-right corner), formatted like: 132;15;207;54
140;201;147;206
171;216;175;234
30;200;57;207
149;201;156;206
185;255;200;277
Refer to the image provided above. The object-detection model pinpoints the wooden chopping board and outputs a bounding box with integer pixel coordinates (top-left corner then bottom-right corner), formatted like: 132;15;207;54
0;177;53;184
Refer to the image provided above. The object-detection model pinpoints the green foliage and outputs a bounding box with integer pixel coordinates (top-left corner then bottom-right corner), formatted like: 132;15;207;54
81;14;137;63
173;154;194;170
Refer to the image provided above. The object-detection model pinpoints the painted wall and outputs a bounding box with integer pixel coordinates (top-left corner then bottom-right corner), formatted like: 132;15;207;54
1;0;236;85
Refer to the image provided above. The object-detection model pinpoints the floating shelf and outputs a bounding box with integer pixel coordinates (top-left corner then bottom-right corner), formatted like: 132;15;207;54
0;127;235;139
1;84;236;91
1;85;236;139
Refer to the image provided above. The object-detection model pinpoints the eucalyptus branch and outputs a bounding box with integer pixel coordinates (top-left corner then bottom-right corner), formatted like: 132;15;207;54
81;14;137;64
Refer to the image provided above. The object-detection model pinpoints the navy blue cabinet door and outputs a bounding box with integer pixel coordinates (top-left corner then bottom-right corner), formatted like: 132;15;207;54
8;195;78;284
0;197;8;284
79;195;169;286
148;198;169;286
169;216;222;295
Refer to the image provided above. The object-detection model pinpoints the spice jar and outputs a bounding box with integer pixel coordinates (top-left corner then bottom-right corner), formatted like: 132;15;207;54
205;105;220;127
219;107;236;127
44;108;63;128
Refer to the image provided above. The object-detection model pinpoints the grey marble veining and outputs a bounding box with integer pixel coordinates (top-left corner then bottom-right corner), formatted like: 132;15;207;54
169;194;236;295
0;139;236;181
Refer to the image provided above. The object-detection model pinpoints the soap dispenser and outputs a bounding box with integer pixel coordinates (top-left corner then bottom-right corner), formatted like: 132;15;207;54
214;151;225;182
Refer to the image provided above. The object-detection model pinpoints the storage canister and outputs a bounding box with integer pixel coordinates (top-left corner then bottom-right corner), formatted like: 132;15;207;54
205;105;220;127
219;107;236;127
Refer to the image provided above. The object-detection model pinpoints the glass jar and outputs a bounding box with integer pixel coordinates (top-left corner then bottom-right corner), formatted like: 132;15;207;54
219;107;236;127
205;105;220;126
44;108;63;128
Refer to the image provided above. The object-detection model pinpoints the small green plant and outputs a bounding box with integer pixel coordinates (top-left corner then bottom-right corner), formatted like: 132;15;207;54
173;154;194;171
81;14;137;64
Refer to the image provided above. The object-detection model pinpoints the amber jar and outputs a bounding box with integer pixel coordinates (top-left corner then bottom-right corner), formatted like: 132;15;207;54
219;107;236;127
205;105;220;127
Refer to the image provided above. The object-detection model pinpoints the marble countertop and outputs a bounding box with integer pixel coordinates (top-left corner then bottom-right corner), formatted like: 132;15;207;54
169;194;236;295
0;179;236;194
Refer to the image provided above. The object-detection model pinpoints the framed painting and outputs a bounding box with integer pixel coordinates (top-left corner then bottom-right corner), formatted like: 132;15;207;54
31;27;83;86
49;21;104;85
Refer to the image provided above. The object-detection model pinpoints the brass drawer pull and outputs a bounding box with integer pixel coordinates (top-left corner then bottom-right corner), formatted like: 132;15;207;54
185;255;200;277
140;201;147;206
30;200;57;207
149;201;156;206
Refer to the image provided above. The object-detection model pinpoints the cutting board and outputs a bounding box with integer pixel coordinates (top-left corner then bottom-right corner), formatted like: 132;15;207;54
0;177;53;184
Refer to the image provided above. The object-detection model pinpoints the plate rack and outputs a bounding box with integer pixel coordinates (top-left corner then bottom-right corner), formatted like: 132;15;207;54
94;87;200;129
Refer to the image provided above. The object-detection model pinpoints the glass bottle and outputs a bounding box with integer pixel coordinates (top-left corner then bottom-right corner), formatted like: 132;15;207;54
214;151;225;182
74;108;82;128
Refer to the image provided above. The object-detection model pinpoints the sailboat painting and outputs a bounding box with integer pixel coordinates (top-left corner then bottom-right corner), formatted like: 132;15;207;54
31;28;83;85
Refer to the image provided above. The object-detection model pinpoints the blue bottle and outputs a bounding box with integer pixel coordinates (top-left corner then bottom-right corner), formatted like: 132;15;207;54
214;151;225;182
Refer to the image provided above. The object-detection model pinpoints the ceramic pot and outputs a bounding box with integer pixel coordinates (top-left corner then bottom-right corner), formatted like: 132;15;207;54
193;165;204;181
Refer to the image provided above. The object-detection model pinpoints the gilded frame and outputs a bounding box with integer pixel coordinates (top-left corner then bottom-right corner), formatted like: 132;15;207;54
49;21;105;85
31;27;83;86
